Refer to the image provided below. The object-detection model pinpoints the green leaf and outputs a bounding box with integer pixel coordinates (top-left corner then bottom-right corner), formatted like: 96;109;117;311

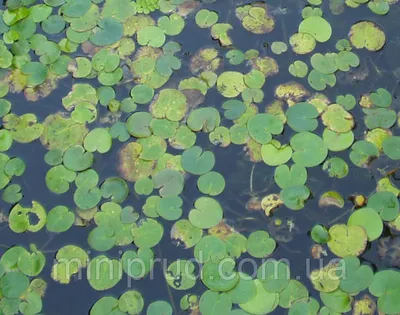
299;16;332;42
201;258;239;291
0;271;29;298
197;171;225;196
182;146;215;175
165;260;196;290
291;132;328;167
51;245;89;284
369;270;400;314
247;113;283;144
90;297;119;315
349;21;385;51
158;13;184;35
61;0;91;17
382;136;400;160
137;26;166;48
279;280;308;308
239;279;279;314
286;102;319;132
367;191;399;221
281;185;310;210
226;50;245;65
308;69;336;91
2;184;22;204
130;85;154;104
274;164;307;189
327;224;367;257
349;140;379;167
157;196;183;221
46;205;74;232
321;104;354;133
84;128;112;153
311;53;338;74
194;235;227;263
322;157;349;179
199;291;232;315
195;9;218;28
257;259;290;292
364;108;396;129
227;273;257;304
187;108;220;132
63;145;93;171
336;94;356;110
41;15;65;34
74;187;101;210
9;201;47;233
132;218;163;248
323;129;354;152
189;197;223;229
19;291;43;315
90;18;123;46
311;225;329;243
118;290;144;315
261;140;292;166
320;289;352;313
21;62;48;87
147;301;173;315
347;207;383;241
171;219;203;249
289;61;308;78
87;255;122;291
17;245;45;277
246;230;276;258
122;247;154;279
338;256;373;294
100;177;129;203
288;298;319;315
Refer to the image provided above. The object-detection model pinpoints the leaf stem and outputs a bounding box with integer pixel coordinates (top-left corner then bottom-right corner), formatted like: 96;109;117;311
157;246;177;314
249;163;256;196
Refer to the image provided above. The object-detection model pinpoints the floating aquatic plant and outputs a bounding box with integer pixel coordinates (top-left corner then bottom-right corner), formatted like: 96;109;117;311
0;0;399;314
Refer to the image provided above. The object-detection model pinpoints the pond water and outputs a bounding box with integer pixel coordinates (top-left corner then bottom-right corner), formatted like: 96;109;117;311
1;0;400;314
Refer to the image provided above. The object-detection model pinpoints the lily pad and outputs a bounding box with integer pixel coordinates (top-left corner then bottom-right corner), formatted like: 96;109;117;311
199;291;232;315
90;17;123;47
369;270;400;314
182;146;215;175
350;140;379;167
291;132;328;167
299;16;332;42
239;279;279;314
338;256;374;294
281;185;311;210
261;140;293;166
171;219;203;248
189;197;223;229
367;191;399;221
246;230;276;258
201;258;239;291
348;207;383;241
349;21;385;51
321;104;354;133
327;224;367;257
286;102;319;132
274;164;307;189
165;259;196;290
46;205;74;232
87;255;122;291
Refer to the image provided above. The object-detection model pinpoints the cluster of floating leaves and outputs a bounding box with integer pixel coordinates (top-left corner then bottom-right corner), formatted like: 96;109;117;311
0;0;400;314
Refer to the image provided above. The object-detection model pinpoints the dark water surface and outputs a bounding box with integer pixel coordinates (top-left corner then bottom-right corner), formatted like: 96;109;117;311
1;0;400;314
